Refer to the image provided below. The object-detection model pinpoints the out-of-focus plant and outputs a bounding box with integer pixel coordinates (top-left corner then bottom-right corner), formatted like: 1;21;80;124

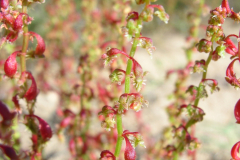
0;0;51;159
148;0;240;159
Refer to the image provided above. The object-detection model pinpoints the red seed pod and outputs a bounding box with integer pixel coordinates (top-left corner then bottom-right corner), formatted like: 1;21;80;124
224;35;238;56
4;51;21;78
234;99;240;123
131;58;142;77
13;13;32;31
25;114;52;141
23;71;38;101
0;144;19;160
6;31;19;43
123;135;136;160
0;101;16;127
225;58;240;88
3;13;14;26
0;0;9;9
29;31;46;57
105;48;129;58
231;141;240;160
221;0;231;14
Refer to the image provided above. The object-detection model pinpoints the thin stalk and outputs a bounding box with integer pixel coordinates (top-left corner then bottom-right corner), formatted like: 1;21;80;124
194;49;213;107
114;113;124;156
21;0;29;72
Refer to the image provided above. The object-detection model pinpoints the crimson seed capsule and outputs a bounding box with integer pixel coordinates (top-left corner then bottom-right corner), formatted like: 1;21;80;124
29;31;46;56
231;141;240;160
4;51;21;78
124;135;136;160
25;114;52;141
23;72;38;101
0;0;9;9
234;99;240;123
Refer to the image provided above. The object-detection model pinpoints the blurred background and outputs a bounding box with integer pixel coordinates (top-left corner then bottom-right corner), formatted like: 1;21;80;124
1;0;240;159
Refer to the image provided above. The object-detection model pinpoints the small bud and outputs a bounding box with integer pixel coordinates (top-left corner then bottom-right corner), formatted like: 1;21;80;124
196;39;212;53
138;37;156;58
215;44;227;58
206;25;224;42
109;69;126;85
98;105;116;131
145;5;169;23
140;7;154;22
189;60;206;74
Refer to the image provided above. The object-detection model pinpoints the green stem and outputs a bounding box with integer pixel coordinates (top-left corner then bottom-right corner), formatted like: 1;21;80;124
194;50;213;107
115;19;142;157
114;114;124;156
21;0;29;72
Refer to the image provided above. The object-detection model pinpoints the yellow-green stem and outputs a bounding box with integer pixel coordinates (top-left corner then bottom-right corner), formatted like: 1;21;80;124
21;0;29;72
